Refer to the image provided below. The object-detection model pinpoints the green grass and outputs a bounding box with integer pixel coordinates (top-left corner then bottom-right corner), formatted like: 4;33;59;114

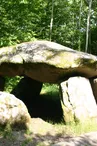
0;123;14;140
65;119;97;136
52;118;97;136
21;138;32;146
72;119;97;135
40;83;59;99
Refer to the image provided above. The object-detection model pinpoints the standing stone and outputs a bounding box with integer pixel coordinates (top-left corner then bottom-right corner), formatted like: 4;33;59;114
11;76;43;106
0;76;5;91
60;76;97;123
90;78;97;103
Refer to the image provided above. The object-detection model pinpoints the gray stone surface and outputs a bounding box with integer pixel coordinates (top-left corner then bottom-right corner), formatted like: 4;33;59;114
52;132;97;146
0;41;97;83
0;91;31;130
90;78;97;103
60;76;97;123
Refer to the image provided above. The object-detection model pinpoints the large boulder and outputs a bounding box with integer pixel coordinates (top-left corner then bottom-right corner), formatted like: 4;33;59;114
60;76;97;123
0;91;31;130
0;41;97;83
90;78;97;103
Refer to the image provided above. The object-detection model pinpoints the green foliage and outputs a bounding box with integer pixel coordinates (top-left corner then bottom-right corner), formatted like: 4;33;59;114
0;123;13;140
41;83;59;98
0;0;97;54
89;26;97;55
4;76;22;92
0;0;37;47
21;138;32;146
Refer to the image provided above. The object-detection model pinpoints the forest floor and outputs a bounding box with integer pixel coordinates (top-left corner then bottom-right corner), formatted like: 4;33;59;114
0;118;97;146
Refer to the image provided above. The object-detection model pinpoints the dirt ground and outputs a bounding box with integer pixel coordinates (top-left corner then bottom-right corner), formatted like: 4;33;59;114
0;118;97;146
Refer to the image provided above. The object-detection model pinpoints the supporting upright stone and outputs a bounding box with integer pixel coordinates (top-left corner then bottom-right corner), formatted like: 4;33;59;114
0;76;5;91
90;78;97;103
11;76;43;106
59;76;97;123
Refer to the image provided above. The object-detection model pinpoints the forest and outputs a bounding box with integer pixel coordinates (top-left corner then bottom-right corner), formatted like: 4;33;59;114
0;1;97;145
0;0;97;55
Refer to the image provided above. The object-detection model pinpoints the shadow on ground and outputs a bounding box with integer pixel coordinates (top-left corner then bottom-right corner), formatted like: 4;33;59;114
0;130;97;146
25;93;64;123
11;85;64;123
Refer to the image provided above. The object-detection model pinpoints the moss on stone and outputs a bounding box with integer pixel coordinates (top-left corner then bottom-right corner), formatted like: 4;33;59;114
75;58;97;68
61;101;75;124
45;51;78;68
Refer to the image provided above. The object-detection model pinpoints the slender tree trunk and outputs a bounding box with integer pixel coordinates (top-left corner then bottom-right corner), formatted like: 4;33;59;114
85;0;92;52
50;0;54;41
78;0;82;51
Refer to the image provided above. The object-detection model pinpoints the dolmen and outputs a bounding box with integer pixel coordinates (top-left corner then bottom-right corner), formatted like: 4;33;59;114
0;40;97;124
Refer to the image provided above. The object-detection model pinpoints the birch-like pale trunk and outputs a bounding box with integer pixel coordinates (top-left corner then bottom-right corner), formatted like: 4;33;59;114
78;0;82;51
85;0;92;52
50;0;54;41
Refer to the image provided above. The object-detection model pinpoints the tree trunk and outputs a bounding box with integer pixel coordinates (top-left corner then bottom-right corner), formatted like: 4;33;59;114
50;0;54;41
78;0;82;51
85;0;92;53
